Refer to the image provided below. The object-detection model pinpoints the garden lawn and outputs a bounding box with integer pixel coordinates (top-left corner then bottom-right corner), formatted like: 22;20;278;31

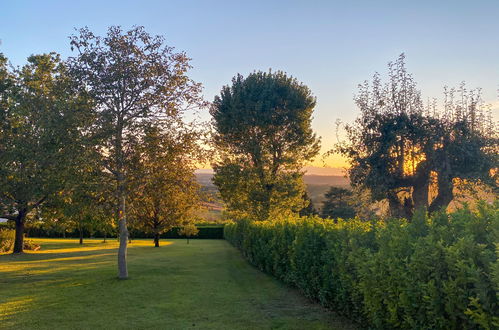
0;238;355;329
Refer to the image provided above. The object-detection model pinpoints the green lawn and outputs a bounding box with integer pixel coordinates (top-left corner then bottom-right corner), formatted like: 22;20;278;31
0;239;355;329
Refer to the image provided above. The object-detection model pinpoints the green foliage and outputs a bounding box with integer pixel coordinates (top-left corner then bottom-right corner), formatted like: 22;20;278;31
128;124;202;246
321;187;356;219
211;71;320;220
178;223;199;244
178;223;199;237
0;228;40;253
337;54;498;217
225;201;499;329
0;52;94;252
299;191;317;216
0;228;14;253
69;26;204;276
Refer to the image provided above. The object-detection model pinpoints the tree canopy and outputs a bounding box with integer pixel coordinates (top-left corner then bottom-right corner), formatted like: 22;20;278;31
128;124;202;247
321;187;356;220
211;71;320;220
337;54;498;218
0;53;93;252
68;26;204;278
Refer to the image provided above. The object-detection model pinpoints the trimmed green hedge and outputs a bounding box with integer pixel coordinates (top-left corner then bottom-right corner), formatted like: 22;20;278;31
224;202;499;329
27;224;225;240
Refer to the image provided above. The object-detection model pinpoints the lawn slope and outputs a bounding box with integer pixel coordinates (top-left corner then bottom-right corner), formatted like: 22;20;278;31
0;239;355;329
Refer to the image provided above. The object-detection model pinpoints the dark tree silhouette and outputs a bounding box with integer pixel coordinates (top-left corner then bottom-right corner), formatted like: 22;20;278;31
336;54;497;218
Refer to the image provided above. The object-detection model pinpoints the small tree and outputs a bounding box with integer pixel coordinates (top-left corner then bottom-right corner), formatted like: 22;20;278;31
178;223;199;244
299;191;317;216
211;71;320;220
321;187;356;220
128;124;202;248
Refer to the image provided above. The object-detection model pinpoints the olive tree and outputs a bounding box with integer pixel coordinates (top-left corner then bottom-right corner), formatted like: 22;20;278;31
336;54;497;218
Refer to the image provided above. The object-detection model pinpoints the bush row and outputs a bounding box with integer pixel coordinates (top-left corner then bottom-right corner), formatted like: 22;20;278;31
26;224;225;240
224;202;499;329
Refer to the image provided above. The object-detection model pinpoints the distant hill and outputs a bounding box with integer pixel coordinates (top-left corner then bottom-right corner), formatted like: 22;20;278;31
195;173;350;216
303;175;349;186
195;173;349;188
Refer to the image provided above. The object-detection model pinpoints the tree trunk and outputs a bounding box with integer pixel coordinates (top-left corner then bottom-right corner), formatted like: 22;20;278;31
387;192;405;218
187;238;190;244
154;233;160;247
79;228;83;245
117;174;128;279
429;174;454;214
412;161;430;211
13;209;27;253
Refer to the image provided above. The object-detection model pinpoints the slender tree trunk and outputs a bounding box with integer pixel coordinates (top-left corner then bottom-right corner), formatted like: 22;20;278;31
13;209;27;253
154;232;160;247
187;237;189;244
79;226;83;245
117;173;128;279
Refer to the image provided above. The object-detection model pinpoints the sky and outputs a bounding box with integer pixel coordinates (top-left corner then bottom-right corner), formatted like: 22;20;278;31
1;0;498;174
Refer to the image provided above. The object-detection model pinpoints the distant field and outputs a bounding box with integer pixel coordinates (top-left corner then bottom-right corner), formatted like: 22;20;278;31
0;239;355;329
196;173;350;217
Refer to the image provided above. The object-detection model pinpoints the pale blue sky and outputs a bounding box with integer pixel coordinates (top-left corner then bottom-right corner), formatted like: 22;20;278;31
1;0;498;169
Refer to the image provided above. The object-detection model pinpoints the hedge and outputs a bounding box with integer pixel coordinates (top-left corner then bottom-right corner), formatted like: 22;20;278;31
224;201;499;329
26;224;224;240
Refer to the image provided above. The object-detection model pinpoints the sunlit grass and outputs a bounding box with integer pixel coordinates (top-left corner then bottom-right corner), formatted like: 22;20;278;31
0;238;354;329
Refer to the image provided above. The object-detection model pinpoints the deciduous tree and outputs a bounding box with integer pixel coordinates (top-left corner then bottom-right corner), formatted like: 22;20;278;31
69;26;204;278
211;71;320;220
128;124;202;247
0;53;93;252
336;54;497;218
178;223;199;244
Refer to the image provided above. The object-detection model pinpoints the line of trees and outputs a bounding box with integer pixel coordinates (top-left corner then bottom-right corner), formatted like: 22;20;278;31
1;26;496;279
0;27;205;279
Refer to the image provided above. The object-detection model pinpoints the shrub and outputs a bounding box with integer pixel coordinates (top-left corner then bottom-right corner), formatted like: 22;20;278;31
0;228;15;253
0;229;40;252
225;201;499;329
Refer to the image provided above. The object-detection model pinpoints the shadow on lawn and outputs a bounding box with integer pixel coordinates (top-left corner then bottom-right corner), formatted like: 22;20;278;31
0;239;168;326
